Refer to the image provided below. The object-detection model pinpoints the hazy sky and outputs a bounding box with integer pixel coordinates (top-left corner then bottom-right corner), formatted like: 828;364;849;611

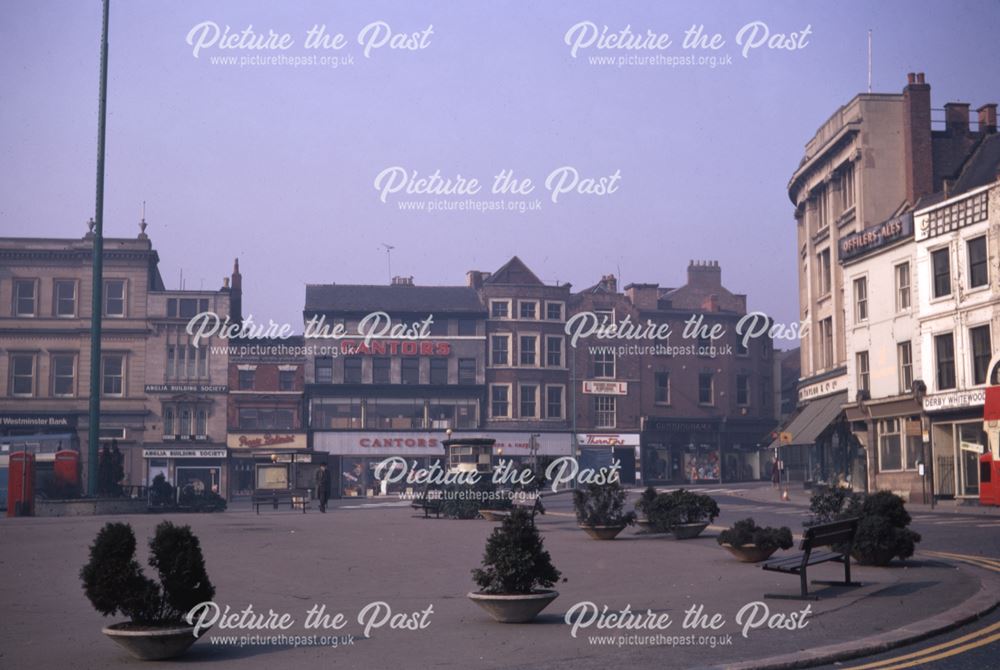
2;1;998;332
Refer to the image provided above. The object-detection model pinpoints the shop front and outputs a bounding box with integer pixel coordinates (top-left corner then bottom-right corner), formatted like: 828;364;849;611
226;432;315;496
575;433;639;485
924;389;988;500
847;397;925;501
313;431;574;497
142;446;228;498
641;418;722;485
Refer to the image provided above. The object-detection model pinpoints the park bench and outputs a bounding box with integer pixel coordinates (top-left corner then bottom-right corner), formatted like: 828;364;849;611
252;488;310;514
411;487;444;518
762;517;860;600
482;492;544;521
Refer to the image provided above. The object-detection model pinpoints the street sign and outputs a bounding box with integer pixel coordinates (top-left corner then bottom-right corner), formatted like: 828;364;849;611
779;431;792;445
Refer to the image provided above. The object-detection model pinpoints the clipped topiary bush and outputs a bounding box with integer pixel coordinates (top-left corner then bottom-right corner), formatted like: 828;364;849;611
807;489;921;565
472;509;561;594
81;521;215;625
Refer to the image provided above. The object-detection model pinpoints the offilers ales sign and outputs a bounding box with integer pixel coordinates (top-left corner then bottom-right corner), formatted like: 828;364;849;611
839;213;913;262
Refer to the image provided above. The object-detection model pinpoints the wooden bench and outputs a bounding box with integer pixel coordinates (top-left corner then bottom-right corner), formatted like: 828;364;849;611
482;492;544;521
762;518;860;600
411;487;444;519
252;489;310;514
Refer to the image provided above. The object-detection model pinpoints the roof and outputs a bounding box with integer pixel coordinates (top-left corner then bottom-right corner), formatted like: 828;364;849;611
304;284;484;314
483;256;544;286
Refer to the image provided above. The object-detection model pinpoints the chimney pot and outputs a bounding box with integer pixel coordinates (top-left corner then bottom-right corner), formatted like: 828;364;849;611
907;72;916;84
916;72;925;84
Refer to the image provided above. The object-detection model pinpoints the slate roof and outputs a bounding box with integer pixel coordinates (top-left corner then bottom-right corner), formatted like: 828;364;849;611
304;284;485;314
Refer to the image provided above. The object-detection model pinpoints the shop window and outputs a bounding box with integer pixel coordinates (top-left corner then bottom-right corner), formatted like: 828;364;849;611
13;279;37;316
315;357;333;384
877;418;920;471
546;385;564;419
104;279;126;317
458;358;476;384
967;236;988;288
373;357;391;384
935;333;956;390
401;358;419;384
51;353;76;397
54;280;77;317
594;395;616;428
970;325;992;386
101;354;125;397
10;353;35;396
931;248;951;298
344;357;363;384
519;385;537;418
366;399;423;429
490;335;510;365
311;398;360;429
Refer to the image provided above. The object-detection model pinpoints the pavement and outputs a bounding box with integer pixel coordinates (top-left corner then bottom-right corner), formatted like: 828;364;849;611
1;492;998;670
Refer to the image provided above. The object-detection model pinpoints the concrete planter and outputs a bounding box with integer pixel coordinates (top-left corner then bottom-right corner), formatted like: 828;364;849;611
467;590;559;623
671;522;709;539
579;524;627;540
720;543;778;563
102;622;204;660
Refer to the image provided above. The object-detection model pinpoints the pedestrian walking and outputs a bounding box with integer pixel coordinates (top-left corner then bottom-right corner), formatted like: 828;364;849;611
315;462;331;513
771;457;781;488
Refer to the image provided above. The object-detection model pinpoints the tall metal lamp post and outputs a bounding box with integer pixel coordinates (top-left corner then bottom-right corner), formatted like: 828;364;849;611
87;0;111;496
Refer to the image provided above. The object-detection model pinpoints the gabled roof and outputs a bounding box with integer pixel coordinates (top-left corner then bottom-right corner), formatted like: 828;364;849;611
484;256;544;286
304;284;485;314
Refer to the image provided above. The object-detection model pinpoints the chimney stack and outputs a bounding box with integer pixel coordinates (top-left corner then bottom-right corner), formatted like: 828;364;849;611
903;72;934;205
687;259;722;287
978;104;997;133
600;274;618;292
391;276;414;286
944;102;971;135
466;270;483;289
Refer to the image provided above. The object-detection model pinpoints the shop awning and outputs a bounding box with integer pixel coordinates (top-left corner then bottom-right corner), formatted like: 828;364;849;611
770;392;848;449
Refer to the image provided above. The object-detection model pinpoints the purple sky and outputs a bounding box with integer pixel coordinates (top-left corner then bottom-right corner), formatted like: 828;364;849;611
2;1;998;333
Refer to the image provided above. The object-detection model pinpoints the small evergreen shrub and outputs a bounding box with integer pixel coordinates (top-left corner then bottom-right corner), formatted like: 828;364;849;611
573;481;636;527
472;509;561;594
717;518;793;552
807;489;921;565
81;521;215;625
651;489;719;530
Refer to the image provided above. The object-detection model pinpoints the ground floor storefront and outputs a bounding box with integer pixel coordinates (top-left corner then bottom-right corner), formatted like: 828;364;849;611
926;400;989;500
141;445;228;498
640;417;773;486
312;431;574;497
847;396;927;502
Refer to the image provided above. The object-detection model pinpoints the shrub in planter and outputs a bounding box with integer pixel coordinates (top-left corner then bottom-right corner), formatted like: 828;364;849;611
657;489;719;530
149;474;175;508
468;508;562;623
573;481;636;532
178;486;227;513
807;489;921;565
81;521;215;660
717;518;793;561
844;491;921;565
635;486;658;518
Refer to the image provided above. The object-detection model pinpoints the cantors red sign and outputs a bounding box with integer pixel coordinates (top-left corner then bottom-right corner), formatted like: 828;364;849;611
340;340;450;356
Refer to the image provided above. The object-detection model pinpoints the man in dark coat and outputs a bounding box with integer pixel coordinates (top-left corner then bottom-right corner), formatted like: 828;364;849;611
315;462;331;512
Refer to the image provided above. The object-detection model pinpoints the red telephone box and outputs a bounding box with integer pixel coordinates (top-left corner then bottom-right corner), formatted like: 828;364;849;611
7;451;35;517
53;450;80;496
